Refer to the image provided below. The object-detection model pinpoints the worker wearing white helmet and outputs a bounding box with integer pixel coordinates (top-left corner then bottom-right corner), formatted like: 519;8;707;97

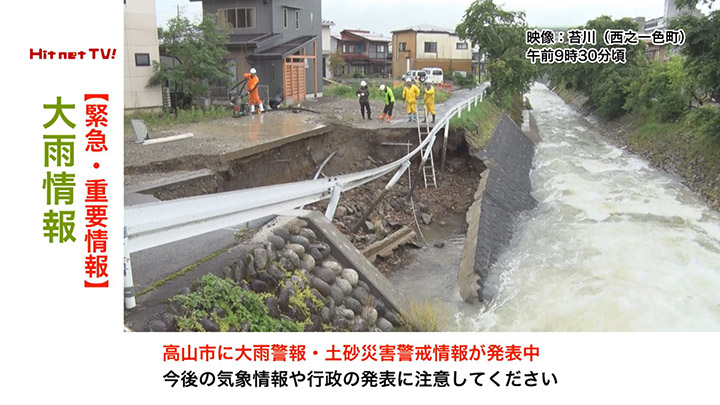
243;67;264;114
378;83;395;123
402;78;420;122
356;80;371;120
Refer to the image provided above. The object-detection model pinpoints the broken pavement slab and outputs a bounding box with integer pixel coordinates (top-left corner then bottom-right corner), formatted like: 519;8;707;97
125;111;329;171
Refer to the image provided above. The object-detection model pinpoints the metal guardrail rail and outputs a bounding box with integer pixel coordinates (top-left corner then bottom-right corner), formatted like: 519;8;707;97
123;89;484;308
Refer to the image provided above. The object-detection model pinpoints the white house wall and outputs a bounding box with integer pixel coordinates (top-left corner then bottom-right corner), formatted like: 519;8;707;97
124;0;163;112
415;32;471;60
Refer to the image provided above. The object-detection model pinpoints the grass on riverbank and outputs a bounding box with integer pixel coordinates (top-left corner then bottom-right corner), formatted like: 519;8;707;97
553;84;720;207
629;113;720;204
400;299;450;332
449;98;503;152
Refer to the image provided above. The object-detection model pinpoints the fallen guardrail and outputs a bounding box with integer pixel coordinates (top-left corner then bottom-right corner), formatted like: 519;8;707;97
123;86;485;308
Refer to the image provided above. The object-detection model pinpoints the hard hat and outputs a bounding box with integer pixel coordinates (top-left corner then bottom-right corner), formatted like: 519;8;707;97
250;68;257;74
406;78;411;82
379;84;386;91
361;80;367;86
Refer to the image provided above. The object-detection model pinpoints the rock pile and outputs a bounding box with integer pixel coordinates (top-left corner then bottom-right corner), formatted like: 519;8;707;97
149;219;402;332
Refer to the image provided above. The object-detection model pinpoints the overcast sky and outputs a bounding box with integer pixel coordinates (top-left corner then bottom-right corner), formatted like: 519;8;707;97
155;0;712;36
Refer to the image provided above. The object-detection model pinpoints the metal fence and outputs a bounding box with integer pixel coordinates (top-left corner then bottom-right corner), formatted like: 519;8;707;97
123;90;483;308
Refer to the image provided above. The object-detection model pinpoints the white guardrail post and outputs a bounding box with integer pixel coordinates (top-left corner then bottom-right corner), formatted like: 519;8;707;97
123;226;136;309
441;120;450;172
325;181;343;220
122;89;485;308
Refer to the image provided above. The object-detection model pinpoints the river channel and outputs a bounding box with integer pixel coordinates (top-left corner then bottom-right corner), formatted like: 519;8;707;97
390;83;720;331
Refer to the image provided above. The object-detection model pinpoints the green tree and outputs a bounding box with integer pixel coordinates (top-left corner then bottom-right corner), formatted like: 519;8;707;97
674;0;716;8
148;12;232;103
547;16;648;119
456;0;536;101
625;57;690;121
328;53;346;77
672;10;720;103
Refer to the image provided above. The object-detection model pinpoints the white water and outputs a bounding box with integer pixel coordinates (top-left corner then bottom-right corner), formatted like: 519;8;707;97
394;83;720;331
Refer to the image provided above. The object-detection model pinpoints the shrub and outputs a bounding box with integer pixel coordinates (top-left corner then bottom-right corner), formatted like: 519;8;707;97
171;274;303;332
323;84;355;98
689;105;720;139
591;72;630;119
624;58;690;122
453;72;475;88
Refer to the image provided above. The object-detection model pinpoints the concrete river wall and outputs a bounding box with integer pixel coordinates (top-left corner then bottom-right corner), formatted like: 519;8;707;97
458;112;540;303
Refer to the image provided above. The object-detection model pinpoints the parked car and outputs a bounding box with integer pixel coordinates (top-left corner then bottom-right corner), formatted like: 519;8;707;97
401;70;427;83
422;67;444;84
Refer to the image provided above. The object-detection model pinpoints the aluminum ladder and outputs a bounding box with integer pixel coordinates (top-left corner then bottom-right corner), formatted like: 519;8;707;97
416;104;437;188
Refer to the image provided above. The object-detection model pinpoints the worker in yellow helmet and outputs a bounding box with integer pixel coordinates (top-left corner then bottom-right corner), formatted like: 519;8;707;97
423;81;436;123
402;78;420;122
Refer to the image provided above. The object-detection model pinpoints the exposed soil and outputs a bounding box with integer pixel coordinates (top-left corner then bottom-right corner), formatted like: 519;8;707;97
130;118;481;274
308;151;482;273
126;83;485;276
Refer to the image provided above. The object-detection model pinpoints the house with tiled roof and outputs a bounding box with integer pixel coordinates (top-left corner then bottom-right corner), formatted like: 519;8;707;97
337;29;392;77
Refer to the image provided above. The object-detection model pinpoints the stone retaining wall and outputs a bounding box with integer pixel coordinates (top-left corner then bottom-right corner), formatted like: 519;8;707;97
151;212;406;332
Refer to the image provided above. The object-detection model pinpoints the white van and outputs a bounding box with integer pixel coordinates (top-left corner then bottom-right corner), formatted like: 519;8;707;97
422;67;444;84
401;70;427;83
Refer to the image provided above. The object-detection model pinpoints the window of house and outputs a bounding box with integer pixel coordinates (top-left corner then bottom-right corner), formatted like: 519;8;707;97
135;53;150;66
219;8;255;29
376;44;386;53
295;10;300;30
310;12;314;29
424;42;437;53
283;8;288;29
456;42;468;50
343;43;362;54
398;42;407;51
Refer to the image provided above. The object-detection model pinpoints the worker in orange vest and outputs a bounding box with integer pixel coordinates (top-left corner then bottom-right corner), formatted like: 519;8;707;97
244;68;264;114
